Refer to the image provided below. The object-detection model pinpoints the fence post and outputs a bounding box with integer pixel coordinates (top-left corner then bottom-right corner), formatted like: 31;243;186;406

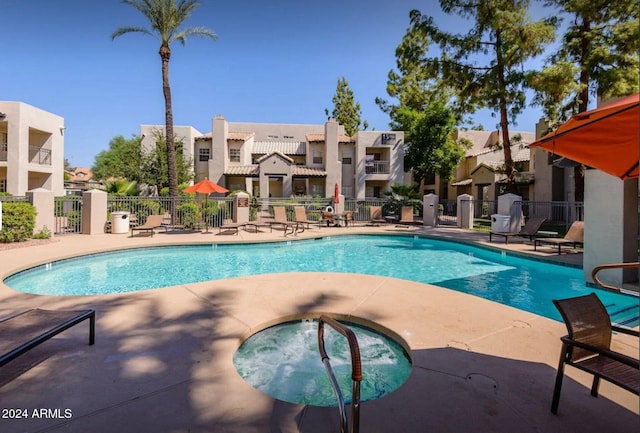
423;193;438;227
27;188;54;236
82;189;108;235
457;194;474;229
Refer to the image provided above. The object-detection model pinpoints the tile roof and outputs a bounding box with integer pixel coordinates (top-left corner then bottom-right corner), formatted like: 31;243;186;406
451;178;472;186
224;165;259;176
306;134;355;143
222;165;326;177
253;141;306;155
292;166;327;177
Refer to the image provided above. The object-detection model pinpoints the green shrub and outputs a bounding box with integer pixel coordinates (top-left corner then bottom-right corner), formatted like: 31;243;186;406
177;201;200;230
0;202;37;243
32;226;52;239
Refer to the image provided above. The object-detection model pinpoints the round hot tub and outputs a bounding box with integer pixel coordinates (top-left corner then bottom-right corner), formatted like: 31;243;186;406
233;316;412;406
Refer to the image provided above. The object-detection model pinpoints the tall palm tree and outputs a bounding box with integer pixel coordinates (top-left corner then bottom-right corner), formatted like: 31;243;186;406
112;0;217;199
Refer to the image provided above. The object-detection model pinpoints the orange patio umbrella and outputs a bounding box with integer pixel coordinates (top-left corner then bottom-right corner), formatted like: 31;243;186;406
183;178;229;232
529;93;639;180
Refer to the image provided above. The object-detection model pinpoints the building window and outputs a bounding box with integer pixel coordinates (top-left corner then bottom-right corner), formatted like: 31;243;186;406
312;150;323;164
267;135;279;139
0;179;6;193
381;133;396;144
229;148;241;162
283;135;294;139
199;148;210;162
342;157;352;165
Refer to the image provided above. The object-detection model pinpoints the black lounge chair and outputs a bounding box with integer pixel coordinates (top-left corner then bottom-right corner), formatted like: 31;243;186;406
489;217;546;244
0;309;95;368
534;221;584;254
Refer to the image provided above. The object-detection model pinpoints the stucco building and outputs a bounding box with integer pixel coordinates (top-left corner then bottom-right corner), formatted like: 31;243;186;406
0;101;65;196
141;116;405;199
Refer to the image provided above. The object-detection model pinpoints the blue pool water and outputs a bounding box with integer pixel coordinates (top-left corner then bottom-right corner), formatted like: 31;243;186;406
4;235;638;325
233;319;412;406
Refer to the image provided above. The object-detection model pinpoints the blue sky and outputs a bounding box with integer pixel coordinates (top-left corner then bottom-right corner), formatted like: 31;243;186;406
2;0;558;168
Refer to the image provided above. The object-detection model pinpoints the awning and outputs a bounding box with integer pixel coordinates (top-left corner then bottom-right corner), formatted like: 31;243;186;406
530;94;639;180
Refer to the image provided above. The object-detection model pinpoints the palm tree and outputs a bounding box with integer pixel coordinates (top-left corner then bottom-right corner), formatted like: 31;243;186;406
112;0;217;199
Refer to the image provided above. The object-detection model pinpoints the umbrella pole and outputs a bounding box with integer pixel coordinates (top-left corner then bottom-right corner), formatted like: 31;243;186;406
204;196;209;233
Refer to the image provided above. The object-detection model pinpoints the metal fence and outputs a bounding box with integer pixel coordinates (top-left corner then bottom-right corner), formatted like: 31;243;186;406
54;196;83;234
256;197;392;223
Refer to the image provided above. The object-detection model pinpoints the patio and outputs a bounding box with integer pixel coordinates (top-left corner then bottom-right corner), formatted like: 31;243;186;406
0;225;637;432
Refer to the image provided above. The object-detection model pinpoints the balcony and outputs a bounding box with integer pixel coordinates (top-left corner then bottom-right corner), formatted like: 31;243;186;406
29;145;52;166
0;142;6;162
365;160;389;174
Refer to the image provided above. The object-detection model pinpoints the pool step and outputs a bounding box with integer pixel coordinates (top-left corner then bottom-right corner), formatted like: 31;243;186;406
604;303;640;328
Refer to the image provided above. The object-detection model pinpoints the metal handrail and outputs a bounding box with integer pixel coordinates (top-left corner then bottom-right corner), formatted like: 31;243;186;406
318;315;362;433
592;262;640;292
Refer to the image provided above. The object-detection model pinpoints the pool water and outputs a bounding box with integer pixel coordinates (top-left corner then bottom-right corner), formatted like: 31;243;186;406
233;319;412;406
4;235;638;325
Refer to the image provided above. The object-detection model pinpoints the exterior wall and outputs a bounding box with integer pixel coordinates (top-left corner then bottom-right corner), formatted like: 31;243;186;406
354;130;405;199
140;124;200;163
209;115;228;186
583;170;639;286
0;101;65;196
258;153;292;198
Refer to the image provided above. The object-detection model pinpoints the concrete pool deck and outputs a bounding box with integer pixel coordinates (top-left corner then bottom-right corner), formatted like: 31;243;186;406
0;224;637;433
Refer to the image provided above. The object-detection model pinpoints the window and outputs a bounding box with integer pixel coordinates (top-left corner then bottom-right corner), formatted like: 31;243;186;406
283;135;294;139
229;148;241;162
312;150;323;164
267;135;279;139
381;133;396;144
342;157;352;165
199;148;210;162
0;179;6;193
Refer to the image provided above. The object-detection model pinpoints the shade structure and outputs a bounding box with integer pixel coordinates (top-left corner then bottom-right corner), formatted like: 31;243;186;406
530;94;639;180
182;178;229;232
333;183;340;204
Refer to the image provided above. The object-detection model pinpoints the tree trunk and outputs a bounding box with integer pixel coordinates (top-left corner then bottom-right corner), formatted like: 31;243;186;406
573;18;591;203
160;43;178;200
495;29;515;193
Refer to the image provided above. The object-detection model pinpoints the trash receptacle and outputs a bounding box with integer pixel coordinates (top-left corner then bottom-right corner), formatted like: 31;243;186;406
111;211;130;234
491;214;510;233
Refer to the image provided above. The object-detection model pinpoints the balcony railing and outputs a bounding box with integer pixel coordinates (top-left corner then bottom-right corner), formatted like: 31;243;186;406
0;142;7;162
365;160;389;174
29;145;52;165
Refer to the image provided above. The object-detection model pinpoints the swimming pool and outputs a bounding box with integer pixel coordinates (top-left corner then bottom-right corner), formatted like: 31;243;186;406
4;235;638;325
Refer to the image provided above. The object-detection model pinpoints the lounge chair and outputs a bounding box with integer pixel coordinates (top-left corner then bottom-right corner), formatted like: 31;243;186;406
244;210;274;233
489;217;547;244
396;206;416;226
368;206;385;226
272;206;304;236
294;206;316;229
218;219;242;235
130;214;168;237
0;309;95;368
343;210;354;227
534;221;584;254
550;293;639;414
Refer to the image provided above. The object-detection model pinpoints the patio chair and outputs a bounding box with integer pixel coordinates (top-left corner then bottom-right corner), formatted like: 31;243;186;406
218;219;241;235
396;206;416;226
294;206;316;229
244;209;274;233
550;293;639;414
368;206;385;226
489;217;547;244
321;210;335;227
272;206;304;236
534;221;584;254
130;214;168;237
343;210;354;227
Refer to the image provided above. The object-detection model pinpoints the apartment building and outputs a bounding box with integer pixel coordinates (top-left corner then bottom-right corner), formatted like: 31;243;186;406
141;116;405;199
0;101;65;196
424;129;536;201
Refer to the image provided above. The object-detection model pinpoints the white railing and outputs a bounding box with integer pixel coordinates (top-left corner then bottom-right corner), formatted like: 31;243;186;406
365;160;389;174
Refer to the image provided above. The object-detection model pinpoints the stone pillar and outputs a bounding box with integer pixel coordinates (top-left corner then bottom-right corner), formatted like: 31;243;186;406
457;194;474;229
82;189;108;235
423;193;438;226
27;188;54;236
234;192;250;223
